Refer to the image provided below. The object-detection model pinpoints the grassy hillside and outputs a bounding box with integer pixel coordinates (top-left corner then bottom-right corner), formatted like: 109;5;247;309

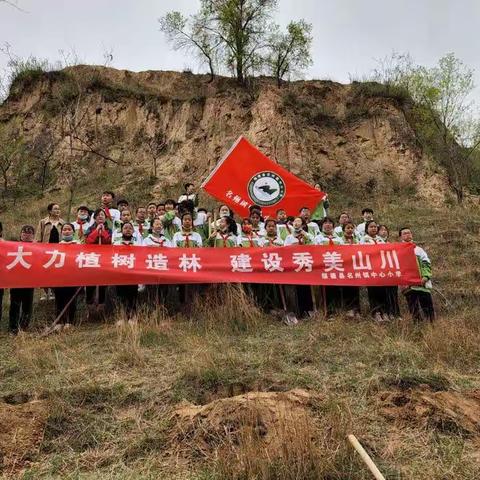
1;198;480;479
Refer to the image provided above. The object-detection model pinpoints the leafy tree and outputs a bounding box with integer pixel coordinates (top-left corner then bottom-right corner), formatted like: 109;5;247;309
409;53;480;202
161;0;279;83
266;20;312;86
372;52;480;202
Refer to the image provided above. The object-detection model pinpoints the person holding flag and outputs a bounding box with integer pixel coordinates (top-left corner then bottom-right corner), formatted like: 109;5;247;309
311;183;329;220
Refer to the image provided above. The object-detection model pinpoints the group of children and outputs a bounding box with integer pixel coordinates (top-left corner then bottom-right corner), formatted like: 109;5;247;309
0;184;435;333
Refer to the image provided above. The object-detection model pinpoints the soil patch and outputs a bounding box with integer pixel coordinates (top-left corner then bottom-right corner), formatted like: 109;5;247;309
379;389;480;436
171;389;320;459
0;400;48;473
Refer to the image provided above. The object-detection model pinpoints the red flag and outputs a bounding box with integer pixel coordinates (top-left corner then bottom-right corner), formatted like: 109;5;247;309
202;136;326;217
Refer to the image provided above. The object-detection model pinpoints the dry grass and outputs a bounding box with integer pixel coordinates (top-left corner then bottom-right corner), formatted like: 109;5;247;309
0;199;480;478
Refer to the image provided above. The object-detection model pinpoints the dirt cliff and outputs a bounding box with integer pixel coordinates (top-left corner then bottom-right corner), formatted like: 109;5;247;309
0;65;449;205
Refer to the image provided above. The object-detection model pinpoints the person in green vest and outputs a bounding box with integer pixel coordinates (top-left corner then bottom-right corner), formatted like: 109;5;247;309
276;208;293;241
161;199;181;240
299;207;320;237
207;216;238;247
399;227;435;323
261;219;284;247
172;213;203;247
314;217;343;246
284;217;314;246
238;218;263;247
133;206;150;240
340;221;361;319
311;183;329;220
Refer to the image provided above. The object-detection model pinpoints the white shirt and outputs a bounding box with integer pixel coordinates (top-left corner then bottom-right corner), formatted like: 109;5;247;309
92;207;120;223
356;222;369;237
143;234;172;247
112;227;143;245
360;235;385;244
284;232;314;246
171;231;203;247
259;236;284;247
307;221;320;237
112;236;142;246
314;234;343;245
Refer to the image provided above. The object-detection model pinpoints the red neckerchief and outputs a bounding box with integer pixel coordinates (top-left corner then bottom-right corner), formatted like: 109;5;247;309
104;207;112;220
184;233;191;247
247;234;255;247
219;232;230;247
266;236;278;246
150;235;166;246
326;235;334;246
77;220;85;236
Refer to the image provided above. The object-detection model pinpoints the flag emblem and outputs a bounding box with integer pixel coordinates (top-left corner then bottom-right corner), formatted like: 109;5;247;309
248;171;286;206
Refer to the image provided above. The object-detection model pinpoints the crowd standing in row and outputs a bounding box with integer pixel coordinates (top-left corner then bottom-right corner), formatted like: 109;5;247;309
0;184;435;334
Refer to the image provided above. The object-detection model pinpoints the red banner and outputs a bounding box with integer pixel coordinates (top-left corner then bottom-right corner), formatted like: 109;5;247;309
201;136;325;218
0;241;421;288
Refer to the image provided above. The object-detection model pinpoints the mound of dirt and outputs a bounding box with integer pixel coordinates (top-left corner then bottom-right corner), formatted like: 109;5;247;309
0;400;48;472
171;389;320;459
379;389;480;435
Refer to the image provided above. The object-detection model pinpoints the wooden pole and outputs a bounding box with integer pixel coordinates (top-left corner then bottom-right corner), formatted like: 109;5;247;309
347;434;386;480
41;287;83;337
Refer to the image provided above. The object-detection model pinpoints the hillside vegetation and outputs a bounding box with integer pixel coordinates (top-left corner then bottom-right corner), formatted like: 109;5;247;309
0;68;480;479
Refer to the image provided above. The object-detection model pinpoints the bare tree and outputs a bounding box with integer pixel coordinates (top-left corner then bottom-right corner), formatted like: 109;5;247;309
159;11;220;81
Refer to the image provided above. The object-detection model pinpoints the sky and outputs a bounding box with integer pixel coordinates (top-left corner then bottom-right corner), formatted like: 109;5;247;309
1;0;480;100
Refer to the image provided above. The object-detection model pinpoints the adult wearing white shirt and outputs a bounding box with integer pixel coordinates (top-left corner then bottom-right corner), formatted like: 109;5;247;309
355;208;374;238
177;183;199;207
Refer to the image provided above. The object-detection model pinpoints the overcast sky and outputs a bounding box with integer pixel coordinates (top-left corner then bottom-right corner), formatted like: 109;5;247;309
1;0;480;100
